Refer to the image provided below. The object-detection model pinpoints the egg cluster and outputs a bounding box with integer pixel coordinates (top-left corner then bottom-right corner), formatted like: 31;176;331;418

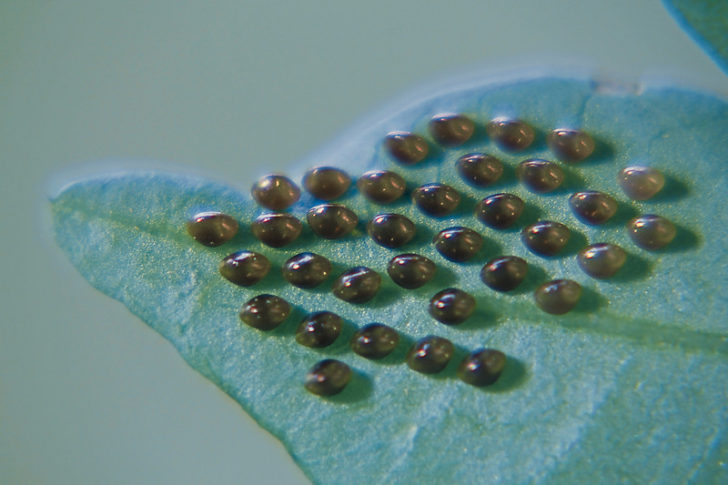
186;112;675;396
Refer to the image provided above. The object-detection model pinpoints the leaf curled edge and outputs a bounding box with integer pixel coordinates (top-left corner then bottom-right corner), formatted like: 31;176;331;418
663;0;728;74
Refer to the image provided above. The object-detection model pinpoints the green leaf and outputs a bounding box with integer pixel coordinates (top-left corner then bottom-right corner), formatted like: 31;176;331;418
664;0;728;74
51;75;728;484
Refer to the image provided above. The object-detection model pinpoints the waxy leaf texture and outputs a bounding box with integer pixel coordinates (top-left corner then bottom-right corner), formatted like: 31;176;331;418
52;75;728;484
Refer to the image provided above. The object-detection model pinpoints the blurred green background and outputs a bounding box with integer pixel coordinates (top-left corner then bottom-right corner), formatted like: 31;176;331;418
1;1;725;483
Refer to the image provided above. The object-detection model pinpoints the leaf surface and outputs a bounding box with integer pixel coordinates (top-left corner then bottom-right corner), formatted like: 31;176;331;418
664;0;728;73
52;75;728;484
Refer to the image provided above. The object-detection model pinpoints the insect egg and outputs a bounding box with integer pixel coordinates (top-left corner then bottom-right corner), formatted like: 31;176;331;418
239;294;291;331
303;166;351;200
350;323;399;359
547;128;595;162
485;117;535;151
307;204;358;239
627;214;676;250
432;226;483;262
480;256;528;292
304;359;352;396
384;131;429;165
406;335;455;374
296;312;343;348
387;253;436;289
219;251;271;286
428;288;476;325
516;158;564;193
568;191;618;225
618;166;665;200
521;221;571;256
475;193;524;229
187;211;239;247
251;213;302;247
357;170;407;203
457;153;503;187
251;174;301;210
367;213;416;248
428;113;475;146
332;267;382;303
577;243;627;279
534;279;582;315
457;348;507;386
282;252;332;289
412;183;461;217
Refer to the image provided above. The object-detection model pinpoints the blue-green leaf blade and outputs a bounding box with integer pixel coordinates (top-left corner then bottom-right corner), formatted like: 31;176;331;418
664;0;728;74
52;75;728;484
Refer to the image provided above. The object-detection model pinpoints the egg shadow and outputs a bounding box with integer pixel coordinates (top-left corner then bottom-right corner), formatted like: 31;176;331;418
326;368;374;404
651;174;691;203
524;124;553;152
524;126;547;152
452;192;480;219
582;136;616;166
226;227;254;248
429;264;460;287
494;160;519;189
333;319;360;355
329;183;359;204
402;143;446;171
478;356;530;393
366;283;405;309
515;201;543;229
409;223;437;251
479;235;504;260
361;187;412;211
603;202;639;229
455;300;499;331
329;259;354;278
608;252;653;283
282;225;318;252
509;261;549;295
658;224;702;254
559;227;589;258
460;121;490;149
557;165;588;194
296;281;334;296
255;263;289;292
572;286;607;314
